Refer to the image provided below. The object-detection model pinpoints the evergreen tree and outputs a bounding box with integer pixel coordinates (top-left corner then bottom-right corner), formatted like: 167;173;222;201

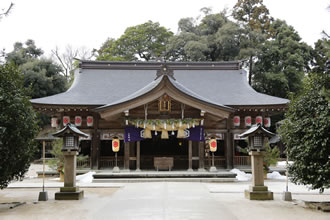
97;21;173;61
0;64;39;189
279;74;330;192
253;19;312;98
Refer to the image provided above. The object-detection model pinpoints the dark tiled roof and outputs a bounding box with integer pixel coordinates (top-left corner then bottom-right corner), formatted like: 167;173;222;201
31;61;288;107
239;124;275;137
97;75;233;111
53;123;89;137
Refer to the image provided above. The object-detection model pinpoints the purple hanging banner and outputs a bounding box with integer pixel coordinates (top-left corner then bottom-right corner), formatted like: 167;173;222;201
185;126;204;141
124;126;145;143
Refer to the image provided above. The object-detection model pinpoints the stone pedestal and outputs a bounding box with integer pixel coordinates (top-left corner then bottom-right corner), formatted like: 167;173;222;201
55;151;84;200
38;191;48;201
209;166;217;172
112;166;120;173
245;151;273;200
282;191;292;201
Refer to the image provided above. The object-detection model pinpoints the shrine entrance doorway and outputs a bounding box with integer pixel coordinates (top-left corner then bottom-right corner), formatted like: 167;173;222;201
139;135;189;170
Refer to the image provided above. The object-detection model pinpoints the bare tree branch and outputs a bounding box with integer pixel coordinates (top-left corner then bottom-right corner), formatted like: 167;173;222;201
0;2;14;20
52;45;94;82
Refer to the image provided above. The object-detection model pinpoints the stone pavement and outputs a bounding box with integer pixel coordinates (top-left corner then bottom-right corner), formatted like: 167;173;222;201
1;179;330;220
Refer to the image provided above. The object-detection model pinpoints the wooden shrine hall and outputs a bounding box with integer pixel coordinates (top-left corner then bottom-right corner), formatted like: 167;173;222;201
31;61;288;171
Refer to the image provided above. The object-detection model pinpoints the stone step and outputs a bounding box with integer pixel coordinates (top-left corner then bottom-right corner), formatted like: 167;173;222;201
93;178;236;183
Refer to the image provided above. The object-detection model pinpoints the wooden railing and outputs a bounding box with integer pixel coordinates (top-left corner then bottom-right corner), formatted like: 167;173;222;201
77;157;90;168
205;156;226;168
99;156;124;168
234;156;251;166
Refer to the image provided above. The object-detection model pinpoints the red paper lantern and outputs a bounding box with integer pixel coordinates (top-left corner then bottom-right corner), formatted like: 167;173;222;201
87;116;93;127
75;116;82;126
233;116;240;127
256;116;263;125
209;138;217;152
63;116;70;126
112;138;120;152
264;117;271;128
245;116;252;127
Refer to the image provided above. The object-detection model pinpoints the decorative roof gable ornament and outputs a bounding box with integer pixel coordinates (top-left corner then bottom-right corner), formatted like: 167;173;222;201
155;64;175;80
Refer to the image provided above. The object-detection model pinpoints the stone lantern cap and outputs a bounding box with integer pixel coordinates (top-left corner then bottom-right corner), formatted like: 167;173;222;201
239;123;275;138
52;123;89;138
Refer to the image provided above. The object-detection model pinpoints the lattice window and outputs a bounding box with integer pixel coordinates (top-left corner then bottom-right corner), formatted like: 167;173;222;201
253;136;263;147
65;136;74;147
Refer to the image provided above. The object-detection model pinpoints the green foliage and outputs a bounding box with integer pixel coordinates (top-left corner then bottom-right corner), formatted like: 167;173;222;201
167;11;242;61
253;19;312;98
6;40;67;99
279;74;330;192
47;139;64;173
5;40;67;128
232;0;273;35
263;143;279;171
48;139;89;173
97;21;173;61
312;38;330;75
0;63;39;189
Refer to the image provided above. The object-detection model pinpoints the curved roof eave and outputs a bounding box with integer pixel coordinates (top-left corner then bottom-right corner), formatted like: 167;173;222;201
95;75;234;113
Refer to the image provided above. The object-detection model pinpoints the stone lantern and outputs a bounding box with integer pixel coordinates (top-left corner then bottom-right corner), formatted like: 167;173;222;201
53;123;88;200
239;123;274;200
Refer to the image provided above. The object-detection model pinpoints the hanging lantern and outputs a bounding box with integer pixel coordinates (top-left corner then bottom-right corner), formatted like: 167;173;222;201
233;116;240;127
75;116;82;127
87;116;93;127
51;117;58;128
63;116;70;126
264;117;271;128
161;130;169;139
209;138;217;152
256;116;263;125
112;138;120;152
245;116;252;127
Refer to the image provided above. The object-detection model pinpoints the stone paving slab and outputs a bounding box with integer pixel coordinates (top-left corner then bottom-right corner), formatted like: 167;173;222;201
1;182;330;220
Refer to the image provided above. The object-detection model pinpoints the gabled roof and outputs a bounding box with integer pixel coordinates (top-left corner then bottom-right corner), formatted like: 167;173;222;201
30;61;289;107
239;124;275;138
53;123;89;138
97;75;232;111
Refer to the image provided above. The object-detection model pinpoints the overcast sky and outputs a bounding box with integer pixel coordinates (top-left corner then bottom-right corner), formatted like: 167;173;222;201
1;0;329;56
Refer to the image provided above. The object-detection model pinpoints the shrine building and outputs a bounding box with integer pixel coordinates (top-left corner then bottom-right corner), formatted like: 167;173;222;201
31;61;288;171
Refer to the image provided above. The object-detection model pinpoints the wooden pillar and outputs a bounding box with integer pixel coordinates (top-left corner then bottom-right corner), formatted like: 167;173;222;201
124;142;130;170
91;113;100;169
198;141;205;171
136;141;141;171
226;118;234;169
188;140;193;171
91;131;100;169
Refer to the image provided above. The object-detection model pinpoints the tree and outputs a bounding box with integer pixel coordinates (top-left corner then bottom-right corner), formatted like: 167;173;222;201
311;37;330;75
252;19;312;98
6;40;67;99
97;21;173;61
0;63;39;189
0;2;14;21
232;0;272;34
52;45;94;82
232;0;273;85
279;74;330;192
167;10;242;61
